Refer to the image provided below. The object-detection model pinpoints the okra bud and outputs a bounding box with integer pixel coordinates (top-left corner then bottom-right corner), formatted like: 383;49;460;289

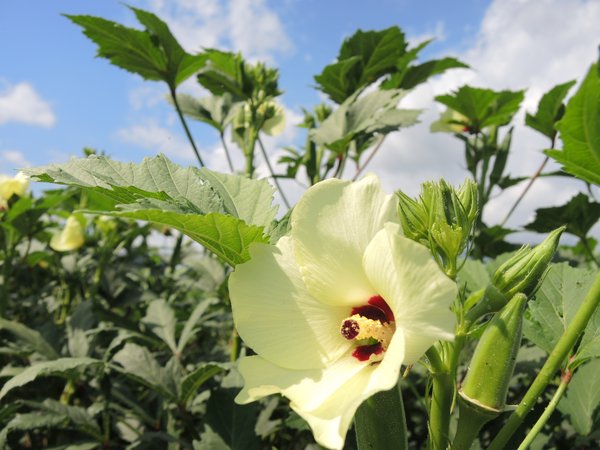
460;293;527;410
493;227;564;300
453;293;528;449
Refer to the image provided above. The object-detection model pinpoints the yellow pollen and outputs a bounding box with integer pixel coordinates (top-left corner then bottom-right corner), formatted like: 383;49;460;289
340;314;395;350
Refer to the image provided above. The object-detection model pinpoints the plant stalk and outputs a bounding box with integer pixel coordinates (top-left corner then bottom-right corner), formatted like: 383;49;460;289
501;156;549;226
220;131;235;173
355;382;408;450
516;370;571;450
426;347;454;450
257;137;290;208
488;272;600;450
169;87;205;168
352;134;386;181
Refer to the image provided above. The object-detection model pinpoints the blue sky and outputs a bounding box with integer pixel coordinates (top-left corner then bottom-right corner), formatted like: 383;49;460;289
1;0;599;234
0;0;489;169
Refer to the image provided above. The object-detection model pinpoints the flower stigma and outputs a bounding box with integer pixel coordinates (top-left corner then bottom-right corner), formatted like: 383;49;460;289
340;295;396;363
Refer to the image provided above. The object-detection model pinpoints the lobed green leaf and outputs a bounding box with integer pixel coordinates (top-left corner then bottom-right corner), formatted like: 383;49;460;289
548;64;600;186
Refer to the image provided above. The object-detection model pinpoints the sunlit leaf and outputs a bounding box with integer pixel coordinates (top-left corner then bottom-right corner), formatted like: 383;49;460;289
142;300;178;354
547;64;600;186
435;86;524;132
180;363;228;404
24;154;275;265
0;358;103;401
66;7;204;89
525;193;600;240
112;343;178;401
523;263;598;360
558;358;600;435
310;89;420;153
525;80;576;140
0;318;60;360
315;27;407;103
177;298;218;354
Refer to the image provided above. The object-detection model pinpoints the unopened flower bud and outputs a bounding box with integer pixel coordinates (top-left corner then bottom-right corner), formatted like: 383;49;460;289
398;179;479;278
493;227;564;299
396;191;428;243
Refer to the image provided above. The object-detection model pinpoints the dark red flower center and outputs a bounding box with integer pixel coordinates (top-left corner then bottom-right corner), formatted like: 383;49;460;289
340;295;395;362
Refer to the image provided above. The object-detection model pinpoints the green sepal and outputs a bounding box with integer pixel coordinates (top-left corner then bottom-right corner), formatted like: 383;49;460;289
492;227;564;299
453;392;502;450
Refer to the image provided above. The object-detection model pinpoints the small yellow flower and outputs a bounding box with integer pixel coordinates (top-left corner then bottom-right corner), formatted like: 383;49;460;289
50;215;85;252
229;175;457;449
0;171;29;208
260;101;286;136
430;108;470;134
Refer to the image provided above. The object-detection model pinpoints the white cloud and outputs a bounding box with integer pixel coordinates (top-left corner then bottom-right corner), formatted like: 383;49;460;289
0;81;56;127
129;84;168;110
227;0;292;62
368;0;600;235
0;150;30;172
137;0;292;61
116;120;199;161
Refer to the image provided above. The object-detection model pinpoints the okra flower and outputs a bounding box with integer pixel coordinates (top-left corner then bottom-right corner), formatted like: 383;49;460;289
0;171;29;209
50;215;85;252
229;175;457;449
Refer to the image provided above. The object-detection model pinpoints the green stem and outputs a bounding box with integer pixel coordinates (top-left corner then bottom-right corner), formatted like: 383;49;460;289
426;347;454;450
517;371;570;450
478;144;490;208
257;137;290;208
169;233;184;275
355;382;408;450
488;272;600;450
501;156;549;227
244;127;259;177
452;394;499;450
352;134;386;181
580;236;600;268
220;132;235;173
169;87;205;168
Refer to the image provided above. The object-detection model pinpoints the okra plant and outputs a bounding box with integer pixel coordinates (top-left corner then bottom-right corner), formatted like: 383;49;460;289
1;5;599;450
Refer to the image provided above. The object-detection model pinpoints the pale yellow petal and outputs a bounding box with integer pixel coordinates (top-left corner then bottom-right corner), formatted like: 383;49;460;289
291;174;398;306
363;223;456;363
50;216;85;252
229;237;352;370
0;171;29;201
236;330;405;450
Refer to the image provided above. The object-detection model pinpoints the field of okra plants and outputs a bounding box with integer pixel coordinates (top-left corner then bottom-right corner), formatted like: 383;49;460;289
1;5;599;450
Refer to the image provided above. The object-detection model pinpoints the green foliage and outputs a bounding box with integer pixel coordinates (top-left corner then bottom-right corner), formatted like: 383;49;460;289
314;26;467;103
205;388;262;450
4;5;600;449
174;93;239;134
558;358;600;436
24;154;277;265
197;49;281;100
435;86;524;133
525;80;576;141
523;263;598;363
310;89;420;155
525;193;600;240
0;358;103;401
547;64;600;186
66;7;204;90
